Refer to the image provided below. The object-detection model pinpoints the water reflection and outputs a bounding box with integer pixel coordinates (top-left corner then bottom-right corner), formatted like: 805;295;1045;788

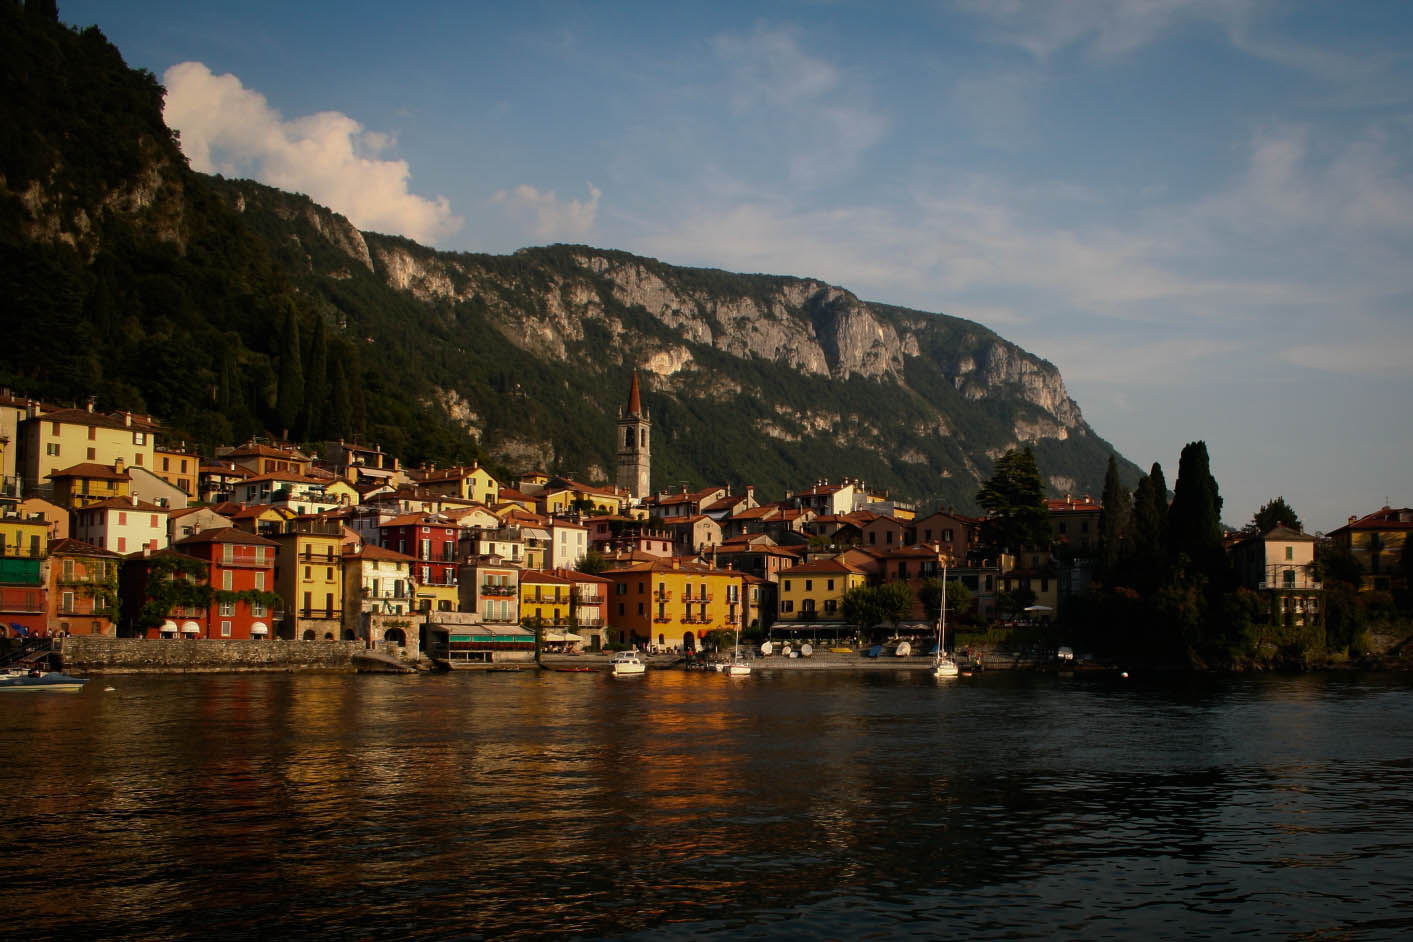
3;671;1413;939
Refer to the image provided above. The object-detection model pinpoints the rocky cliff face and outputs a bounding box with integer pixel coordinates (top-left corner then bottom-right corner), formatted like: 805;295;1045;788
211;179;1131;509
363;237;1085;450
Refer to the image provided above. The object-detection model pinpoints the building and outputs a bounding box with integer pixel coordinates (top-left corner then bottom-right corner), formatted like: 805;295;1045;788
379;513;461;612
48;460;133;510
266;516;345;640
519;569;575;644
153;445;199;496
616;371;651;500
343;543;416;626
778;556;869;625
0;507;50;634
1327;506;1413;593
216;441;313;477
171;527;280;639
72;495;170;555
458;556;521;628
46;538;121;636
603;558;745;652
412;463;501;506
16;404;160;491
167;506;234;544
1228;526;1323;627
554;567;611;651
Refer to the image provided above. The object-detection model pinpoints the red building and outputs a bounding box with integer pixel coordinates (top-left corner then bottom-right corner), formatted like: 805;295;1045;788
379;512;461;592
127;527;279;640
46;538;121;636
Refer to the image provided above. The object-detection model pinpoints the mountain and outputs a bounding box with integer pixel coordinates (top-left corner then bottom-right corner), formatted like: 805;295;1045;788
0;3;1140;512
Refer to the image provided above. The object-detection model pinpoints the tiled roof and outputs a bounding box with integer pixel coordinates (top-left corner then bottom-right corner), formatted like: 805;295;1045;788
346;543;416;563
30;407;161;433
47;537;121;558
78;497;169;513
48;462;131;481
175;527;279;547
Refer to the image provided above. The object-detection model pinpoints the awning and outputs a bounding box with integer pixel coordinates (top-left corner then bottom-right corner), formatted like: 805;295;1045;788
161;619;179;634
250;622;269;635
1024;605;1054;613
543;631;583;643
181;621;201;634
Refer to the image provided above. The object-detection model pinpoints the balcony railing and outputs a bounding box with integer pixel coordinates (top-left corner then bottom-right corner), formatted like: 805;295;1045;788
576;593;604;605
682;591;714;602
1258;580;1323;591
653;589;672;601
481;584;517;597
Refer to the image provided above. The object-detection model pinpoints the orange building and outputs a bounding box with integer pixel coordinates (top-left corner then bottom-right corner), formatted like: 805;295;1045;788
47;538;121;636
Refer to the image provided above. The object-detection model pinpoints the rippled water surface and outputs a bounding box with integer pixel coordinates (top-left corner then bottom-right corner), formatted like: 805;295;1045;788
4;669;1413;939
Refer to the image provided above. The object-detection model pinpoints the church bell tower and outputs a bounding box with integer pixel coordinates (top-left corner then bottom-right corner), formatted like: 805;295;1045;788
616;371;651;500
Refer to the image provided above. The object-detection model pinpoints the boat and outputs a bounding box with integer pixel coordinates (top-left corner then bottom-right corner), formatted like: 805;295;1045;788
723;624;751;677
0;669;89;692
931;565;960;680
609;650;646;676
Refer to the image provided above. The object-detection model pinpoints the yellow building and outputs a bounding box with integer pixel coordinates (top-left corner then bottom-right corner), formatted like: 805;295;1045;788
539;478;625;516
519;570;572;630
268;517;345;640
324;478;360;507
1;509;50;559
778;556;868;623
17;406;159;487
153;446;199;497
416;463;501;505
47;461;132;509
1329;506;1412;593
604;559;745;651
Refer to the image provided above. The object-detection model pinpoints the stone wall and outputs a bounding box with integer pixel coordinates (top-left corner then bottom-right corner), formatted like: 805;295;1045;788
58;636;364;673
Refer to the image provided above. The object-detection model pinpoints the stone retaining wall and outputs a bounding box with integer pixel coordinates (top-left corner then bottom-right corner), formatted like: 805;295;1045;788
58;636;364;673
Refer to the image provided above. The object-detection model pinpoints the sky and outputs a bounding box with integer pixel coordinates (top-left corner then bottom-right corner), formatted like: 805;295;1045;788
60;0;1413;534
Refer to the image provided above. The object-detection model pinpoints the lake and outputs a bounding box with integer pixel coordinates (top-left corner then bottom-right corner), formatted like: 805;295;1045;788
3;668;1413;939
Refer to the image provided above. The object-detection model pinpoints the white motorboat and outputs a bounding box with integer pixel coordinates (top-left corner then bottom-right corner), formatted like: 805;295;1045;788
0;669;89;692
609;650;646;676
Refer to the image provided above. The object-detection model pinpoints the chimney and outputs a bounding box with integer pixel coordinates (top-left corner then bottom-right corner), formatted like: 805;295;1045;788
86;398;95;413
124;412;132;427
114;457;125;474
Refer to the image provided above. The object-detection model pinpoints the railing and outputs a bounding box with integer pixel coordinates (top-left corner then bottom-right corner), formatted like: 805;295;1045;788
576;593;604;605
577;616;604;628
653;616;672;624
653;589;672;601
481;584;517;596
1258;580;1323;591
298;608;339;620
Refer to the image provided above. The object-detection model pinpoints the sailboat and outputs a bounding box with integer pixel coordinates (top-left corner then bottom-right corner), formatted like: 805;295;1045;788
932;564;959;679
724;624;752;676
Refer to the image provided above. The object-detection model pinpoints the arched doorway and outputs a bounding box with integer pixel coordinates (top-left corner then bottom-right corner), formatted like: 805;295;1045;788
302;629;315;641
681;631;695;652
342;629;356;641
385;627;406;646
323;632;335;640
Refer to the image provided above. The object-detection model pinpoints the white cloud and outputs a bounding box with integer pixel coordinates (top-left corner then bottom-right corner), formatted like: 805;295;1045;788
711;25;886;187
492;183;601;240
162;62;463;245
951;0;1256;60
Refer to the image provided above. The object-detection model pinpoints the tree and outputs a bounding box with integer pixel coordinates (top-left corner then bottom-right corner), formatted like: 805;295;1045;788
919;577;972;622
1252;496;1302;534
977;447;1051;554
301;314;329;440
1097;454;1132;582
841;585;887;641
876;581;914;629
274;304;304;436
1167;441;1226;582
576;550;610;575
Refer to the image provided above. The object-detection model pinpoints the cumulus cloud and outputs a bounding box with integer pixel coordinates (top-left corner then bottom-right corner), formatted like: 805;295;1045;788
492;183;601;240
162;61;463;245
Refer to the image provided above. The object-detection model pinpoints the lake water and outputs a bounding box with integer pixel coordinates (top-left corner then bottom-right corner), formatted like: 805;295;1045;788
4;668;1413;940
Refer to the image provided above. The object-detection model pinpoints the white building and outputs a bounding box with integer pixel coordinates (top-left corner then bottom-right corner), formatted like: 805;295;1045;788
73;495;170;555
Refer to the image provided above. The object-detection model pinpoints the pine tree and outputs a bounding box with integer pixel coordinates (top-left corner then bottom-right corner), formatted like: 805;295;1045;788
1097;454;1132;583
976;447;1052;554
1252;497;1302;534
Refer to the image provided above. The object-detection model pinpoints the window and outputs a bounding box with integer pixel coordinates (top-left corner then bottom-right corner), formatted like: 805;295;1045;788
134;453;143;465
62;590;74;612
805;579;813;591
87;447;96;460
1285;546;1294;560
1283;569;1296;588
222;571;233;591
46;442;60;457
782;600;794;613
63;558;74;581
253;601;266;617
637;602;645;616
304;566;311;581
255;572;265;591
220;621;231;637
88;426;97;441
162;457;170;471
133;432;147;445
784;580;792;592
219;600;234;616
118;511;127;526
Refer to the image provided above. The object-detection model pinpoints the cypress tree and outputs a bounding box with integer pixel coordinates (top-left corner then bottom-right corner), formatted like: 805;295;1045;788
1097;454;1132;583
328;356;353;441
274;305;303;436
302;315;329;440
1168;441;1227;581
1127;463;1168;593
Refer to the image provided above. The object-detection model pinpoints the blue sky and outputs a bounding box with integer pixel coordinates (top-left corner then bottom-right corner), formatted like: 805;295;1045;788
61;0;1413;533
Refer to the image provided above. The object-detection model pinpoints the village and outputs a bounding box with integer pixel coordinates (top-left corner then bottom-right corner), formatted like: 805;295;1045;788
0;376;1405;669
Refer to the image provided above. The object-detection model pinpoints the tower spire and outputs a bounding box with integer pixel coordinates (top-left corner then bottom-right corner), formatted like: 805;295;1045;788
626;370;643;417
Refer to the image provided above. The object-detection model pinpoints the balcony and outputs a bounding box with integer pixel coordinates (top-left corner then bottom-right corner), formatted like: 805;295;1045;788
577;616;604;628
653;589;672;601
576;592;604;605
682;591;714;602
481;584;517;597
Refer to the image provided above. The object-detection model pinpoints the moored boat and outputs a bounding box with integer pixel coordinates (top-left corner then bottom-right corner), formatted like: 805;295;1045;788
610;651;646;676
0;669;88;692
